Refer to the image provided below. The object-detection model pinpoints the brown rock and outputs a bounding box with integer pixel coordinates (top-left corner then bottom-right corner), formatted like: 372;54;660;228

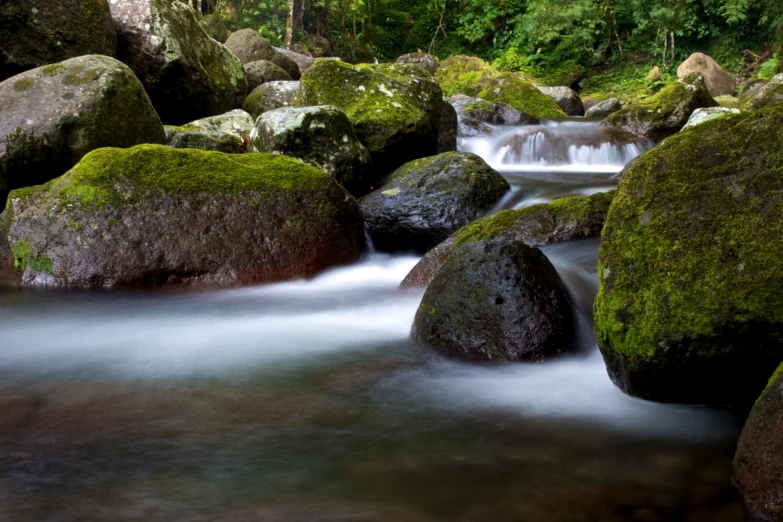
677;52;737;96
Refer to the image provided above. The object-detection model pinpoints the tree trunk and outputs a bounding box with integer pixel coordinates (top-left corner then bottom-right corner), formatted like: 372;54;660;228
284;0;294;48
662;30;667;69
293;0;305;34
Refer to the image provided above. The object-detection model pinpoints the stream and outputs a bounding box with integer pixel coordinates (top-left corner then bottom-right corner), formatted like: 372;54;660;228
0;121;744;521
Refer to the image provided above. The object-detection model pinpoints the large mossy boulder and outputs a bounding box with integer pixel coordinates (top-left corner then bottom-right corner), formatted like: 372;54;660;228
244;60;292;91
733;363;783;521
585;98;622;119
451;97;539;137
435;55;499;97
200;13;229;43
358;152;509;253
251;106;372;196
110;0;248;125
242;81;299;119
410;236;574;361
739;73;783;112
224;29;276;64
476;73;566;119
0;55;165;213
594;104;783;407
1;145;365;287
297;60;443;182
677;52;736;97
0;0;118;82
601;73;718;141
401;191;613;289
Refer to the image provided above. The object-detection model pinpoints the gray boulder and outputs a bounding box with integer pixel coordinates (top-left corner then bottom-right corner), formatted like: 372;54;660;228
585;98;622;119
274;47;316;73
0;55;165;212
452;97;539;136
251;106;372;196
681;106;740;131
1;145;365;287
164;126;243;153
242;81;299;119
411;236;574;361
740;73;783;111
0;0;117;81
244;60;292;91
225;29;276;64
396;53;439;75
358;152;509;253
270;52;301;80
677;52;736;97
110;0;248;125
186;109;255;141
537;86;585;116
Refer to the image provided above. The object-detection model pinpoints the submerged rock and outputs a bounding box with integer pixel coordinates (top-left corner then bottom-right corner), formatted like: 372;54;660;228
224;29;276;64
242;81;299;119
601;73;717;141
594;103;783;407
677;52;736;97
396;53;439;75
110;0;248;125
244;60;292;91
451;98;539;136
411;236;574;361
681;107;740;131
739;73;783;111
0;0;117;81
733;363;783;521
251;106;372;196
297;60;443;182
585;98;622;119
0;55;165;212
358;152;509;253
1;145;365;287
401;192;613;289
537;86;585;116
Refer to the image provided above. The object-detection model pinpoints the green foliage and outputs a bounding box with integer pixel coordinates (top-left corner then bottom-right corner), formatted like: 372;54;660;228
758;53;780;79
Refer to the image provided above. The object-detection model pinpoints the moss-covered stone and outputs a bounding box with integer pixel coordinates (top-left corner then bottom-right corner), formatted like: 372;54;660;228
243;81;300;119
244;60;292;91
476;73;567;119
164;126;242;153
297;60;443;181
435;55;499;97
401;191;613;289
594;103;783;407
200;13;228;42
0;55;166;213
358;152;509;253
601;73;718;141
110;0;248;125
739;73;783;111
0;0;117;81
1;144;365;287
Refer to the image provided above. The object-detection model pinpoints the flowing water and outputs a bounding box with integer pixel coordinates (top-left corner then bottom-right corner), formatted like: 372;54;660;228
0;121;743;521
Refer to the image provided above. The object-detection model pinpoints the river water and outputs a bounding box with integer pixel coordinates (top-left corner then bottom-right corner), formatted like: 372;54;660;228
0;121;744;521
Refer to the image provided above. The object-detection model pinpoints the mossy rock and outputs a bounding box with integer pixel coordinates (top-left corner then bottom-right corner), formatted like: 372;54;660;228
714;95;739;108
185;109;255;140
244;60;292;91
200;13;228;43
224;29;276;65
410;235;574;362
733;362;783;521
739;73;783;112
451;97;539;137
594;103;783;407
164;125;242;153
297;60;443;182
435;55;498;97
601;73;718;141
251;105;372;196
0;0;117;81
396;53;439;75
401;191;613;289
243;81;299;119
358;152;509;253
110;0;248;125
476;73;566;119
1;145;365;287
0;55;165;213
536;86;585;116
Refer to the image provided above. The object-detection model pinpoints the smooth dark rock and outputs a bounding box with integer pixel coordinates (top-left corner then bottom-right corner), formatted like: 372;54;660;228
411;236;574;361
359;152;509;253
270;52;301;80
585;98;622;119
244;60;292;91
437;102;458;153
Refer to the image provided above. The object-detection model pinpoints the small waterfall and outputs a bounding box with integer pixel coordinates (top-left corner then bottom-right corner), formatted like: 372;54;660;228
461;121;652;174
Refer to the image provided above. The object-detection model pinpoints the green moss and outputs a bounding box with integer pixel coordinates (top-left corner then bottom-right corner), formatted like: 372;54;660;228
476;73;566;119
435;55;499;97
42;64;66;76
594;104;783;366
9;145;331;211
62;66;99;86
11;241;52;275
12;78;34;92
